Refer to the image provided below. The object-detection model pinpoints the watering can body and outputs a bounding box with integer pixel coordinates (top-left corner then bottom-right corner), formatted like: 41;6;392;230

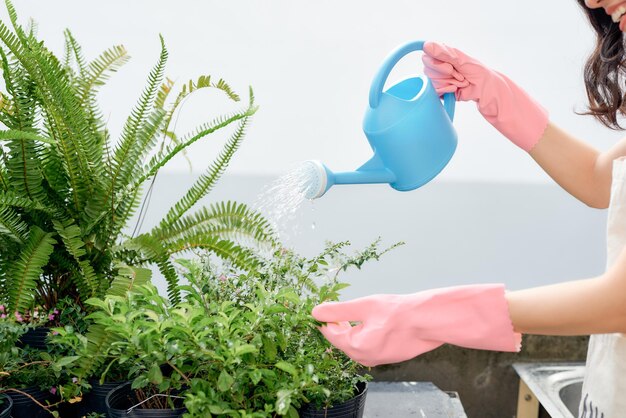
362;69;457;191
304;40;457;199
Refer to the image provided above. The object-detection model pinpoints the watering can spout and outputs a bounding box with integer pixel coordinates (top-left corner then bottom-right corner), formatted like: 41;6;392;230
302;158;396;200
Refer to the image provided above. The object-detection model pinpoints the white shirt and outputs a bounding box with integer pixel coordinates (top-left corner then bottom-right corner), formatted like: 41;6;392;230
579;158;626;418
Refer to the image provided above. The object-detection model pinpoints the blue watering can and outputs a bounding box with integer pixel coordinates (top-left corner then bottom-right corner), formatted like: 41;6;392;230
303;40;457;199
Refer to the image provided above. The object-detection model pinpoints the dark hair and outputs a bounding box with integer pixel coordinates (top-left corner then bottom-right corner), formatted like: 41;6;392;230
577;0;626;129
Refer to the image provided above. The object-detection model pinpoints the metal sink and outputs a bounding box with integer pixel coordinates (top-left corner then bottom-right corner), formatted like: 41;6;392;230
513;362;585;418
559;380;582;416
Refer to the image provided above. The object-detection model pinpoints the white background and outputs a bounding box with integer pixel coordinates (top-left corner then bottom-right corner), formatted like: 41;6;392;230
6;0;623;182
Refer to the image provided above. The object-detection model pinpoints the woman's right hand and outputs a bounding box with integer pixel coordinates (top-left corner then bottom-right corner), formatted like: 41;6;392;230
422;41;549;152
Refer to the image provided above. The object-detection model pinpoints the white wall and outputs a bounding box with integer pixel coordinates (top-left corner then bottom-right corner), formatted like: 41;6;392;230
6;0;623;183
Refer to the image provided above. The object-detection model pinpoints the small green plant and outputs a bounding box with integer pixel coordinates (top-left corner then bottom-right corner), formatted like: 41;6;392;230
0;308;76;417
58;239;400;417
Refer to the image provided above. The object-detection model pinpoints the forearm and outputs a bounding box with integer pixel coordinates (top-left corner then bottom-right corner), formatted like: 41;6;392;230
506;254;626;335
529;121;611;209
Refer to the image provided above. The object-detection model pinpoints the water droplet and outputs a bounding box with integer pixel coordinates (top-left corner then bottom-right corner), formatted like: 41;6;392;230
253;162;317;241
311;222;316;230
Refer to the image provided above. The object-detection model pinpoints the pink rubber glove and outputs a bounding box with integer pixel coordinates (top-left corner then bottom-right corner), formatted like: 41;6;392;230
312;284;521;367
422;41;549;152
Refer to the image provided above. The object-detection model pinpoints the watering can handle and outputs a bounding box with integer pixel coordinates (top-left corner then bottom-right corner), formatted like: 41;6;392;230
368;40;455;121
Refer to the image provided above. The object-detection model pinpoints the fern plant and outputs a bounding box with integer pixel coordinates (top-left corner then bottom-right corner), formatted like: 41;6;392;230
0;0;276;315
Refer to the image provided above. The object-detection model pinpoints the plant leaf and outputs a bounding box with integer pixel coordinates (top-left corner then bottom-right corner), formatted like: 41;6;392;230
217;369;234;392
275;361;298;377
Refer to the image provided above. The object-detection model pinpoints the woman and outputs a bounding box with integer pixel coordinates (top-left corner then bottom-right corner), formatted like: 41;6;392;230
312;1;626;416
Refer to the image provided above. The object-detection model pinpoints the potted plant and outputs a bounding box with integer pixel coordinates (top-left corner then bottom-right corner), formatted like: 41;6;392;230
197;240;391;417
0;306;75;418
0;393;11;418
72;240;399;417
0;0;275;318
49;310;130;417
0;0;277;410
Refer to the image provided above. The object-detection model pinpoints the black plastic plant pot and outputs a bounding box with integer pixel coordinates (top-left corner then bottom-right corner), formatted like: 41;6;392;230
106;382;187;418
7;386;55;418
299;382;368;418
17;326;51;350
78;379;128;417
0;394;13;418
57;398;80;418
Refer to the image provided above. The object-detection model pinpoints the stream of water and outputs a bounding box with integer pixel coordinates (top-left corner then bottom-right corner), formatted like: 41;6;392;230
253;162;317;243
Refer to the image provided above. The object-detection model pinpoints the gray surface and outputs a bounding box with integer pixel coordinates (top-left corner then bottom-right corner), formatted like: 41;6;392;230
513;362;585;418
365;382;468;417
560;381;583;417
133;174;607;300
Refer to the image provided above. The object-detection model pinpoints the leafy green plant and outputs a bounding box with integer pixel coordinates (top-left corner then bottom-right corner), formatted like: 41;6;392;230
185;239;402;413
0;309;75;416
57;240;400;417
0;0;276;318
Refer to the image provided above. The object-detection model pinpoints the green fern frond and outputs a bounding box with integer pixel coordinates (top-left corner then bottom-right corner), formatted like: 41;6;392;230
155;77;174;109
2;5;95;193
0;47;47;200
164;233;260;272
122;234;180;303
0;129;55;144
158;113;253;231
0;203;27;242
247;85;256;111
112;104;256;224
0;191;62;216
7;225;56;312
153;201;277;247
0;47;35;129
212;77;240;102
8;22;107;210
65;30;125;163
0;149;9;191
172;75;240;112
22;40;96;212
105;263;151;297
80;43;129;102
87;106;166;237
0;5;26;60
4;0;27;44
154;74;240;170
0;91;16;126
184;75;238;100
26;18;37;39
134;110;249;192
0;48;52;203
104;35;167;206
52;219;99;299
49;249;79;277
61;28;71;69
39;139;70;206
63;29;88;77
161;75;240;128
107;109;165;229
4;134;45;202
